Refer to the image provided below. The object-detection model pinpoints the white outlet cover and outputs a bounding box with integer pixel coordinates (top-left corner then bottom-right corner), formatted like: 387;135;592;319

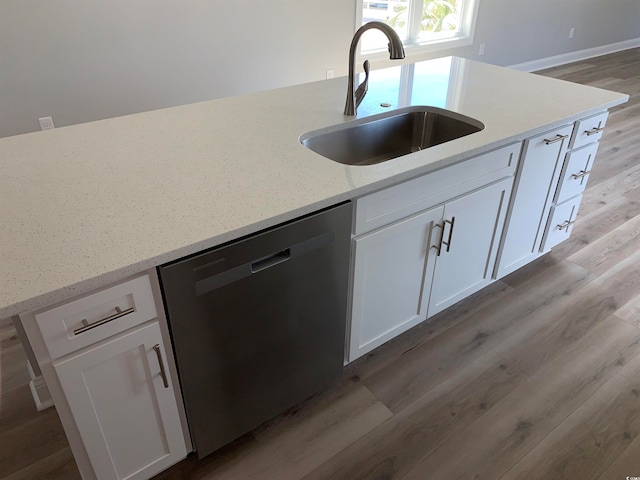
38;116;55;130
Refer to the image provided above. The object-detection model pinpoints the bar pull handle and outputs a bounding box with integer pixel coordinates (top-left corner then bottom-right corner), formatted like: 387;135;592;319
570;169;591;179
441;217;456;253
251;249;291;273
557;219;576;232
431;223;444;256
153;344;169;389
543;134;569;145
73;306;135;335
584;126;605;136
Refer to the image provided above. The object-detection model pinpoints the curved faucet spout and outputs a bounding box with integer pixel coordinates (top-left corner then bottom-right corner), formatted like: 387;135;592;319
344;21;405;116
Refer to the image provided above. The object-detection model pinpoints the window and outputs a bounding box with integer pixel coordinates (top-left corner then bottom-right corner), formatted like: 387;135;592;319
358;0;478;56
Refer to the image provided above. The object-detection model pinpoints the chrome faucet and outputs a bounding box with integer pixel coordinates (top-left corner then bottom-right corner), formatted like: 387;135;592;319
344;21;405;116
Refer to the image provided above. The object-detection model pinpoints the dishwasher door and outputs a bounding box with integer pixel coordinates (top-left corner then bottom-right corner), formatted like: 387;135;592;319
159;201;352;457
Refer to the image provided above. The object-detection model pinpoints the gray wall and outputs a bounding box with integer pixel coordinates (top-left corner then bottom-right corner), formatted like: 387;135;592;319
0;0;355;138
468;0;640;67
1;0;639;138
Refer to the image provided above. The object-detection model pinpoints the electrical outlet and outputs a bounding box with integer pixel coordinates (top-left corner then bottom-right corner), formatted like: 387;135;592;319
38;116;55;130
478;43;486;56
569;27;575;39
326;69;334;79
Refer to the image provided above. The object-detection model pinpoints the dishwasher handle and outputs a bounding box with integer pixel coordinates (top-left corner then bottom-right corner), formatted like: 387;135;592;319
251;249;291;273
194;231;335;297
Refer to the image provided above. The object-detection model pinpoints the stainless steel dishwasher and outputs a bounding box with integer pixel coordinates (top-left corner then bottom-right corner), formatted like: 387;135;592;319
158;201;352;457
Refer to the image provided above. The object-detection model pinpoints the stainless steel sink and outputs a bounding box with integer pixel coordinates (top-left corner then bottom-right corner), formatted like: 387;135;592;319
300;106;484;166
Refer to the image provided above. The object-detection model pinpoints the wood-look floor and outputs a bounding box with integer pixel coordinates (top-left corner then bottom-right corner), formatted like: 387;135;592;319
2;49;640;480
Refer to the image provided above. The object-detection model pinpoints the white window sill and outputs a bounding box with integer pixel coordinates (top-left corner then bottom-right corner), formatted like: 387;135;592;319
361;35;474;65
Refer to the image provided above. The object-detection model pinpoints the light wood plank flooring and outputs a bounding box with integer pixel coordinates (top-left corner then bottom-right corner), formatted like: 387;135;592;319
2;49;640;480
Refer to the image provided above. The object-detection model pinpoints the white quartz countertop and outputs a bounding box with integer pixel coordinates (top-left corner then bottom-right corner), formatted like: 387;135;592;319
0;57;628;318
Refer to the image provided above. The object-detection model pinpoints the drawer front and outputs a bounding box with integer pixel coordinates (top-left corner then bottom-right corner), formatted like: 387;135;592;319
555;142;599;204
35;275;157;360
541;195;583;252
354;142;521;236
570;111;609;150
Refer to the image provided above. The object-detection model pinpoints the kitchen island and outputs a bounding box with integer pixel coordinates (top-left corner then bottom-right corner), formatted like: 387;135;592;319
0;56;629;480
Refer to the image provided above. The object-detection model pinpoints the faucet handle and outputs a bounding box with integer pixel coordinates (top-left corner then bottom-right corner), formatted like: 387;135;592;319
354;60;370;108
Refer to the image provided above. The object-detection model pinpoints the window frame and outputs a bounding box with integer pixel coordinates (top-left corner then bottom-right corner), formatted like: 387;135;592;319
355;0;480;60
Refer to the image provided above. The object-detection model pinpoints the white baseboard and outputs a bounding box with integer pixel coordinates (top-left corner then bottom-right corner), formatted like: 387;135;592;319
508;38;640;72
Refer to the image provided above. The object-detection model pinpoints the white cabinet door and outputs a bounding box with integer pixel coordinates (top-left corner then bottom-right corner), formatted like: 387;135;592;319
428;177;513;316
348;205;444;362
495;124;574;278
54;322;187;480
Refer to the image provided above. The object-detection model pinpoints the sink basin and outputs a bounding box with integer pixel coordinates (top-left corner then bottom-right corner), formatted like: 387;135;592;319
300;106;484;166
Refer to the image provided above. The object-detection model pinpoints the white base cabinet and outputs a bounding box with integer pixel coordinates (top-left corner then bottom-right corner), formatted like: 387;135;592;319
55;322;186;480
349;206;443;361
18;272;189;480
496;111;608;278
348;143;520;362
348;110;611;363
494;124;573;278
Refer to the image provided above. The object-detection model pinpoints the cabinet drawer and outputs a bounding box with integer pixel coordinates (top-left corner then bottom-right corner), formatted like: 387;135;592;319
570;111;608;150
35;275;157;360
354;142;520;235
554;142;599;204
541;195;582;251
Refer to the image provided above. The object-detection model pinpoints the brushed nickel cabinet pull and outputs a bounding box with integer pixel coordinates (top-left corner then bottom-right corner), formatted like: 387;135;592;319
153;344;169;389
557;219;576;232
431;222;444;256
570;169;591;179
584;126;605;136
73;306;135;335
441;217;456;252
543;134;569;145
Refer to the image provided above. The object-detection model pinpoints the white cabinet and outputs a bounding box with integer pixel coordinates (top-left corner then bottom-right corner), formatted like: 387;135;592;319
496;111;609;278
18;272;189;480
536;113;608;252
495;124;574;278
428;177;513;316
347;111;613;363
348;143;520;362
55;322;186;480
349;206;443;361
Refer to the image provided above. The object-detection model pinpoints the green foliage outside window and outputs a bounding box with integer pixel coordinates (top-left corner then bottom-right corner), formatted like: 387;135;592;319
389;0;460;34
